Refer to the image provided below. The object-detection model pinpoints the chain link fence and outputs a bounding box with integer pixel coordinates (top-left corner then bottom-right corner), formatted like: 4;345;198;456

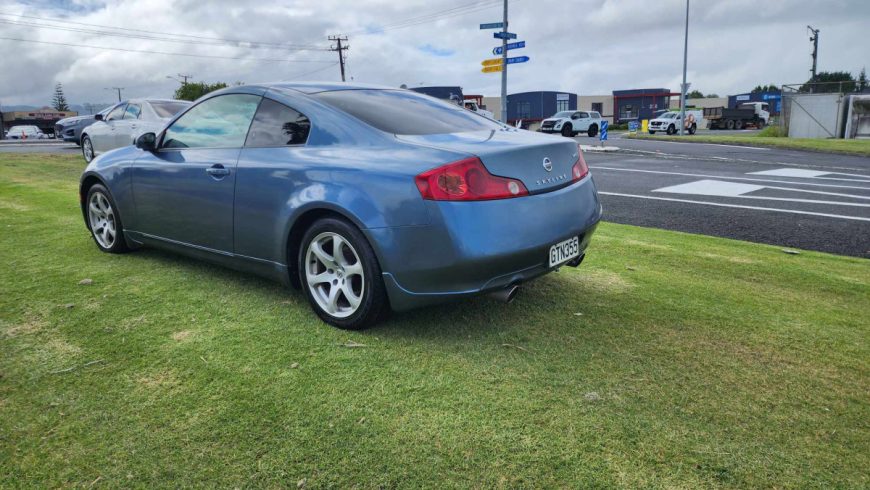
780;81;858;138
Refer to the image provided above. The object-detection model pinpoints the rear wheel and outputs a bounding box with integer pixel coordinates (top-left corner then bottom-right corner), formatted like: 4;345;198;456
725;119;736;130
299;217;388;330
587;124;598;137
82;135;95;163
735;119;745;130
688;123;697;135
560;124;573;137
86;184;129;254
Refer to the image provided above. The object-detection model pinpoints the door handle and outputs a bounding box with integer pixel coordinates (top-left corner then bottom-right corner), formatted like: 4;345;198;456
206;164;230;178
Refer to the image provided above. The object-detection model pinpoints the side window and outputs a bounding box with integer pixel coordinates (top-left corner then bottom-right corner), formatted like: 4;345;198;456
245;98;311;147
162;94;261;149
590;112;600;118
124;104;141;120
579;112;590;118
106;104;127;121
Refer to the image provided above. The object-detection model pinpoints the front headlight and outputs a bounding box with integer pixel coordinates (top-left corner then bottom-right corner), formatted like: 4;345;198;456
554;122;563;128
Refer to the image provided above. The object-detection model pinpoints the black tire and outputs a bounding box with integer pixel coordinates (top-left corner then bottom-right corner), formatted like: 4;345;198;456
560;124;573;137
298;217;388;330
756;119;766;130
81;135;95;163
735;119;745;130
648;130;656;135
666;124;676;135
725;119;736;130
587;124;598;137
85;184;130;254
688;123;697;135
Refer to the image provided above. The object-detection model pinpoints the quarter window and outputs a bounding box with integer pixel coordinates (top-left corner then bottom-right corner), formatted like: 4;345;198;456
162;94;261;149
245;98;311;147
123;104;141;119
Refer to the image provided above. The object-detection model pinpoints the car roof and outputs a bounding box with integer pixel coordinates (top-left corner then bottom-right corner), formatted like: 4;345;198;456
258;81;401;94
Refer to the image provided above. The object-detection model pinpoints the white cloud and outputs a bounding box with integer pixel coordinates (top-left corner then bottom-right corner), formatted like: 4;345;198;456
1;0;868;106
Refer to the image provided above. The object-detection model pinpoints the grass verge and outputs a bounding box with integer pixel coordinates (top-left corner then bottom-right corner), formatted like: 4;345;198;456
625;132;870;156
1;154;868;488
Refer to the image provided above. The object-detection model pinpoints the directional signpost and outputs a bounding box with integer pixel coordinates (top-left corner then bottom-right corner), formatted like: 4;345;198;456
481;58;502;66
492;41;525;55
493;31;517;39
481;65;503;73
479;22;504;29
505;56;529;64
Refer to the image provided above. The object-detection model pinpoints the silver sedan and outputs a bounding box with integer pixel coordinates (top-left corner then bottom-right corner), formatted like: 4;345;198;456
81;99;190;162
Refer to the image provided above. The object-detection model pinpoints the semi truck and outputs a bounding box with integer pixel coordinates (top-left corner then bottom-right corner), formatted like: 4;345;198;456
703;102;770;130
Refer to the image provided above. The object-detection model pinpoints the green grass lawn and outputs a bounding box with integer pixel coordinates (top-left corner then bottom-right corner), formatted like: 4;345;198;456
626;132;870;156
1;154;868;488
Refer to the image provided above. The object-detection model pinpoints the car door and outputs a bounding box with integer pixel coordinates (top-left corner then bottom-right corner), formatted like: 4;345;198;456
112;103;142;148
131;93;262;253
90;103;126;153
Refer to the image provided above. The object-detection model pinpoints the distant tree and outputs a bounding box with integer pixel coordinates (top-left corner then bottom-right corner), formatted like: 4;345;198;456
173;81;229;101
686;89;704;99
751;84;780;94
801;71;856;93
858;67;867;92
52;83;70;111
705;93;720;98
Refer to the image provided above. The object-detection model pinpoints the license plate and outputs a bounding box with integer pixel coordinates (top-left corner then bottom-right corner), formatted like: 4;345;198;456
549;236;580;267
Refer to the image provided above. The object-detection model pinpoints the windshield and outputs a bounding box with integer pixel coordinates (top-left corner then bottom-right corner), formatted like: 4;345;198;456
314;89;504;135
150;101;192;118
660;113;677;119
553;111;573;118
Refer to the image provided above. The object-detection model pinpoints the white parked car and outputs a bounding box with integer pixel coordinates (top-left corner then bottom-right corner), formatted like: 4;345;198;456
5;125;48;140
648;110;703;135
81;98;190;162
540;110;604;137
463;100;494;119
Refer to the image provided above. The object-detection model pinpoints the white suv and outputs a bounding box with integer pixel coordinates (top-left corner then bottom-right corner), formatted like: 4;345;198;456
540;111;603;137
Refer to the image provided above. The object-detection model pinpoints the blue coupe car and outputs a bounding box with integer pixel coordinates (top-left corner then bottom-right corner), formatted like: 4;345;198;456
79;82;602;329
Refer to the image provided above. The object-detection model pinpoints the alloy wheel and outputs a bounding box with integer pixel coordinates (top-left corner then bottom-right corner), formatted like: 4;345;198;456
83;137;94;162
304;232;365;318
88;191;116;249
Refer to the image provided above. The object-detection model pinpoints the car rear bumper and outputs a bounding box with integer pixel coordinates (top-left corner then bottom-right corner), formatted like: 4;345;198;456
367;176;602;311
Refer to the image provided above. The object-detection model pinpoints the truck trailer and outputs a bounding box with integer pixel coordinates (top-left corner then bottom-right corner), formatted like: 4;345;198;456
703;102;770;130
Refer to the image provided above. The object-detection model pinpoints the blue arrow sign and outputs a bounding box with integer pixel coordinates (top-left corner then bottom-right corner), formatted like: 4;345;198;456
505;56;529;64
479;22;504;29
492;41;525;55
493;31;517;39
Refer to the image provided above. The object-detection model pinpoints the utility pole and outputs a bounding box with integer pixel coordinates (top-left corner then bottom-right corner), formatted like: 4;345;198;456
0;99;5;140
499;0;508;123
679;0;689;136
177;74;193;86
105;87;124;102
808;25;819;81
328;35;349;82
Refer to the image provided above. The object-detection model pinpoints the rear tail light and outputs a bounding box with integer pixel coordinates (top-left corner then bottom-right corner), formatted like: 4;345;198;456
415;157;528;201
572;145;589;181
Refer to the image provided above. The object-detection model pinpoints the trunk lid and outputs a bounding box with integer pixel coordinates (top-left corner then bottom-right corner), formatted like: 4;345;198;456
397;129;580;194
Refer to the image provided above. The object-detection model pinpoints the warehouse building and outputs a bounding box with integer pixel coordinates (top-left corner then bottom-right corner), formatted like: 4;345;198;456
729;91;782;115
612;88;678;122
505;91;578;128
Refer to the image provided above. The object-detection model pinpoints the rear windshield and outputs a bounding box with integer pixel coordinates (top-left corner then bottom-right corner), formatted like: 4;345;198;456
313;89;503;135
150;101;192;118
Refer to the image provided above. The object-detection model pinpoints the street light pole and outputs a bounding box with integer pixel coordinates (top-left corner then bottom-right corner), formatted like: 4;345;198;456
679;0;689;136
499;0;508;123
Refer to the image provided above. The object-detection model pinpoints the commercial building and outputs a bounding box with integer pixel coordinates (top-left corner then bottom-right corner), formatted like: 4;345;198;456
612;88;678;122
505;91;578;127
668;97;728;111
729;91;782;115
409;86;464;104
578;95;614;124
1;108;77;137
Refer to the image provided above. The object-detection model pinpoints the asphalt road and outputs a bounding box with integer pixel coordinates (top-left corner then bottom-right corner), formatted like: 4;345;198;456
583;135;870;258
0;141;80;154
3;136;869;257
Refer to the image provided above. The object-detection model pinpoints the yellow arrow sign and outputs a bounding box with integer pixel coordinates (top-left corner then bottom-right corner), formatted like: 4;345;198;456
481;58;503;67
481;64;503;73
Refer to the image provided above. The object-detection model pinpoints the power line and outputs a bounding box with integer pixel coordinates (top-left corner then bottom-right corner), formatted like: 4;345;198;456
284;62;341;81
0;18;331;51
346;0;504;36
0;12;329;50
0;36;336;63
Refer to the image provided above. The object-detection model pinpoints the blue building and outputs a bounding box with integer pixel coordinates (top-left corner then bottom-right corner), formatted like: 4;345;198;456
612;88;677;122
728;91;782;115
410;86;464;104
506;91;578;125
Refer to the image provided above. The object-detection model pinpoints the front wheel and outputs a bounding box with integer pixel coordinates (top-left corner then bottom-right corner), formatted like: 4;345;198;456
587;124;598;137
756;119;766;130
299;217;388;329
86;184;129;254
688;124;697;135
666;124;676;135
648;130;656;135
560;124;573;137
81;135;95;163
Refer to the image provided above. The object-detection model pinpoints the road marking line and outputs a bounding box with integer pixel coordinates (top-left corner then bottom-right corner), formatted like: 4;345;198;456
591;166;870;191
623;138;771;150
653;180;870;207
614;148;867;172
598;192;870;222
748;168;870;182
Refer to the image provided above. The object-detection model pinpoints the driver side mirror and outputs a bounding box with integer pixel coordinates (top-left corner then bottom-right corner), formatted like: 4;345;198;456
135;132;157;152
94;114;103;121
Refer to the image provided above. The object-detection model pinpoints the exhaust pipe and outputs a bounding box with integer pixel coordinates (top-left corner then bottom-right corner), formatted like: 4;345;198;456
489;285;520;304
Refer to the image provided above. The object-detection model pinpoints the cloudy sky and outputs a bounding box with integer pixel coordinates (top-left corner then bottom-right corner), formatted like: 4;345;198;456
1;0;868;108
